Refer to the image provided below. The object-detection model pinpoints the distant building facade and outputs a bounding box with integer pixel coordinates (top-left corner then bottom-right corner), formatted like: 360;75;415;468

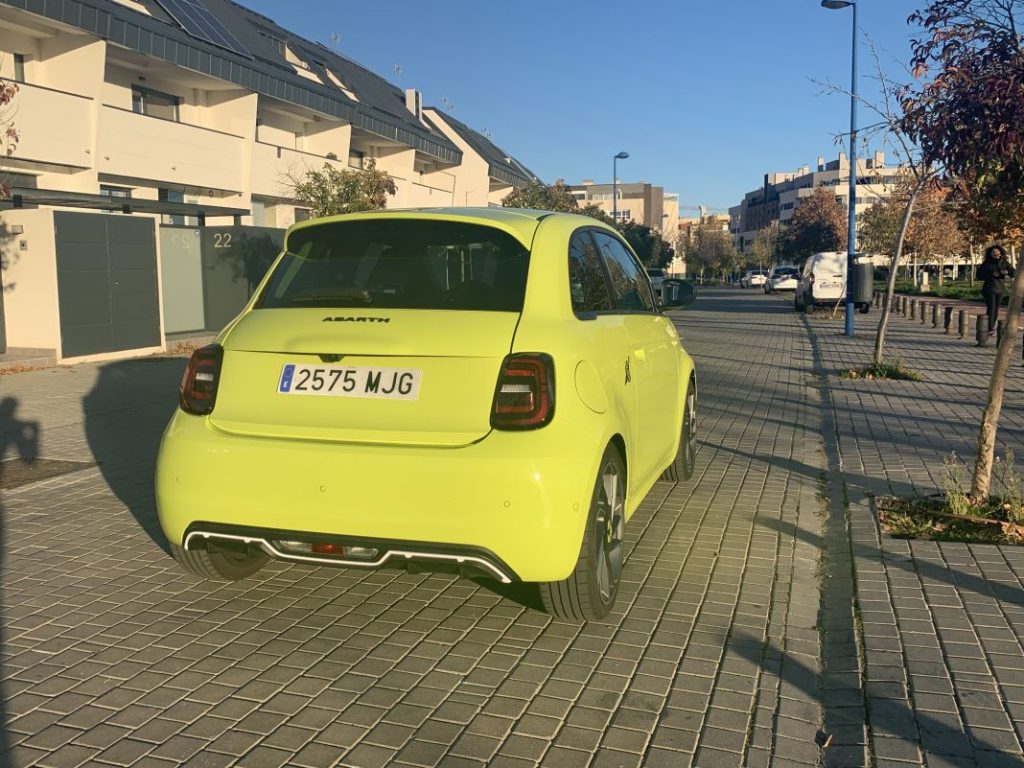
730;151;905;253
569;180;666;230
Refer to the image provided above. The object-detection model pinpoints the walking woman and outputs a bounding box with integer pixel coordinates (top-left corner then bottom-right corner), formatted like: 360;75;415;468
977;245;1015;335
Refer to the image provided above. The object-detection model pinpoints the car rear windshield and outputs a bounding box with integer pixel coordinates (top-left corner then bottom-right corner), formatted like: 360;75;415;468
774;268;798;276
256;219;530;312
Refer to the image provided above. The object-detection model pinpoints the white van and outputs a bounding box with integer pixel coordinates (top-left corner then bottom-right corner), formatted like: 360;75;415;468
795;251;846;312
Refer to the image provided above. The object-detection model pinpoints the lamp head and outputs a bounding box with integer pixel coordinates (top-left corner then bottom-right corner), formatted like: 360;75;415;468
615;151;630;160
821;0;853;8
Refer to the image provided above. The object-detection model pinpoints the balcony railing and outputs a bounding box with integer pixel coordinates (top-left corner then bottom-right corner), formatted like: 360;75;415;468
11;83;93;168
97;105;244;191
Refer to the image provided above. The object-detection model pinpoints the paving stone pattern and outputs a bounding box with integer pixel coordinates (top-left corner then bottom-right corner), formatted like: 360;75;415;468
1;289;1020;767
807;300;1024;768
0;293;833;768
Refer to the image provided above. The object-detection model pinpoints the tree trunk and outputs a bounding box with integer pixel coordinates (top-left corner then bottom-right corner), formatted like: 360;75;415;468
874;184;923;365
971;244;1024;501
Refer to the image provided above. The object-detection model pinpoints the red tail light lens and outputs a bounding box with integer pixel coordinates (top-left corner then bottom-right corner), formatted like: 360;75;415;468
179;344;223;415
490;353;555;430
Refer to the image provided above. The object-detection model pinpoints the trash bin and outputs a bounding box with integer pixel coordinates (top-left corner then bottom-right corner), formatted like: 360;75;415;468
854;256;874;306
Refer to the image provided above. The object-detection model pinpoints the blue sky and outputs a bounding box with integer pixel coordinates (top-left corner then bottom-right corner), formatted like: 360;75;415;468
241;0;923;213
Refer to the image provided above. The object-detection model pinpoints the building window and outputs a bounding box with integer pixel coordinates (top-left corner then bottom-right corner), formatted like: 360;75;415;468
257;29;286;56
251;200;266;227
294;208;310;222
348;149;365;169
13;53;25;83
100;185;132;199
132;86;179;121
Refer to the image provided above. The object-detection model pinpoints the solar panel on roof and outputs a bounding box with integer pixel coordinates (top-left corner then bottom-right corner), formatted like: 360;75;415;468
155;0;251;58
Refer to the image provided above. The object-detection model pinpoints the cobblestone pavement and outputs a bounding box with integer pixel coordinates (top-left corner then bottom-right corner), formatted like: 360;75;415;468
0;290;832;768
0;288;1021;768
805;298;1024;768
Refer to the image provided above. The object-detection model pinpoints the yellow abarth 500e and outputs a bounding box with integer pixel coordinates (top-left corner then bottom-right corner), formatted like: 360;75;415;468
156;208;697;621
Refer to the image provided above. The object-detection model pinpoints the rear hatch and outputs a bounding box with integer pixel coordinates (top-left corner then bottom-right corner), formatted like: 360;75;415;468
209;217;533;448
812;255;845;299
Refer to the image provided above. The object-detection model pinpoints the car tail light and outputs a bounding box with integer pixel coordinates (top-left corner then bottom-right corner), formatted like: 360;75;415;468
490;353;555;430
179;344;223;415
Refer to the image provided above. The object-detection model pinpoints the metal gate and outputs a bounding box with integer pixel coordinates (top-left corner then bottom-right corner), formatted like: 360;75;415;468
54;212;160;358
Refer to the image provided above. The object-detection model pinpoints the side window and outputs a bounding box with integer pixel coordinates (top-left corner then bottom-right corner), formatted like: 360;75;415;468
568;231;612;314
592;232;655;312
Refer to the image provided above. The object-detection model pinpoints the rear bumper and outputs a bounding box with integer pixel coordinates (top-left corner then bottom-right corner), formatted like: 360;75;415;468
155;412;598;582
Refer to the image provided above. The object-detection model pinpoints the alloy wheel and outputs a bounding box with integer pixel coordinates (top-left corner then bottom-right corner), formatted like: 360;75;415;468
594;460;624;602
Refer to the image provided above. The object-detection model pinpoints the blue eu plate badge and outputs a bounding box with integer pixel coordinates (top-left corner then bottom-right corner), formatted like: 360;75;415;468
278;364;296;393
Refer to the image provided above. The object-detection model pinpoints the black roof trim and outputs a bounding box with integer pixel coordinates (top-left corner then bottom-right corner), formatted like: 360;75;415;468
425;109;538;188
0;0;462;165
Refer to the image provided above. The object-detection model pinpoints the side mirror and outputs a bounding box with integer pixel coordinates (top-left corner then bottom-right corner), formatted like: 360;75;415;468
661;278;696;308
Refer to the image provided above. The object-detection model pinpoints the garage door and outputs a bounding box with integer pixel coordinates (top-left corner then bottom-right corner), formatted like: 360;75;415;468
54;212;161;358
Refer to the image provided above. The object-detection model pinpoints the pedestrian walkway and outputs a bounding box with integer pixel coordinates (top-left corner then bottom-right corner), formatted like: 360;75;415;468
806;296;1024;768
0;288;1020;767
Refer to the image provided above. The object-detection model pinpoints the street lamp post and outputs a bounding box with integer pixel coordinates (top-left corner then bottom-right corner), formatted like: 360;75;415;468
613;151;629;223
822;0;857;337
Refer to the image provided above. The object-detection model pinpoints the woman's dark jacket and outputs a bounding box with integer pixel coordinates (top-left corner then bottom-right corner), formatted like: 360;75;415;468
978;258;1015;294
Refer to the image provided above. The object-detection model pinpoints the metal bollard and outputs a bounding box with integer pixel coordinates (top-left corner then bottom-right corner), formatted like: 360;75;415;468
901;296;909;315
910;299;917;320
874;292;881;308
943;306;953;334
921;301;929;324
977;315;989;346
932;303;940;328
958;309;968;339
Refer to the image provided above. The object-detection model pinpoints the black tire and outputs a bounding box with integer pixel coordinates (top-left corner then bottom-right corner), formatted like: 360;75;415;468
540;445;626;622
170;540;269;581
660;381;697;483
859;303;870;314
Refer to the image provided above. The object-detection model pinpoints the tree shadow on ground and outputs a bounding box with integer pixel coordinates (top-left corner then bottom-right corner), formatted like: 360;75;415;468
82;358;185;555
0;397;40;764
730;626;1020;767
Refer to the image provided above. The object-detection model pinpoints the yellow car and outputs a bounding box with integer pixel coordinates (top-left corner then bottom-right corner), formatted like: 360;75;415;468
156;208;697;621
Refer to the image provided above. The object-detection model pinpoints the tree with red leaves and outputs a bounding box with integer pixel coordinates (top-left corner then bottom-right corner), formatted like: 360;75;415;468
901;0;1024;501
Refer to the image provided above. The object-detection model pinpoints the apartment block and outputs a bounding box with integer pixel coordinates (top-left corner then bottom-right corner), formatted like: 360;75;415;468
569;180;666;230
0;0;534;363
730;150;904;252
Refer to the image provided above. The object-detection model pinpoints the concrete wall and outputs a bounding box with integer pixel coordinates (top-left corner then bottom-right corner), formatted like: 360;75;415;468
0;209;60;352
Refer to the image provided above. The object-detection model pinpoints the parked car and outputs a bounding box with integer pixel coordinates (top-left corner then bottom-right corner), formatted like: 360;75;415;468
741;270;768;289
795;251;845;313
157;209;698;622
794;252;871;314
765;266;799;293
646;266;666;300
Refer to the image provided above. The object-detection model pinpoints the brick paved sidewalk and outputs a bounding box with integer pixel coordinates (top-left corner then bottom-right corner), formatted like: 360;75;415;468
804;297;1024;768
0;291;831;768
1;288;1020;768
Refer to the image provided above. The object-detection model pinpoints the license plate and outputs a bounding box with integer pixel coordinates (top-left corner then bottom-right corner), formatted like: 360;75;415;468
278;364;421;400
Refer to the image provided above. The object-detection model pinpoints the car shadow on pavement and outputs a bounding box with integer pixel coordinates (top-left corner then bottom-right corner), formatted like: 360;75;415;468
0;396;41;763
83;358;186;555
